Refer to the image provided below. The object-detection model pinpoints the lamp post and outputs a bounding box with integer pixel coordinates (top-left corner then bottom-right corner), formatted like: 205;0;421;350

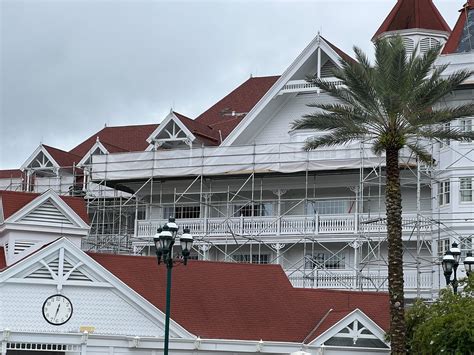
154;217;193;355
442;242;473;294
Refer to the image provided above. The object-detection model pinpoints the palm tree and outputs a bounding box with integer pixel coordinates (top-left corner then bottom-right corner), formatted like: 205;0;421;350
292;37;474;354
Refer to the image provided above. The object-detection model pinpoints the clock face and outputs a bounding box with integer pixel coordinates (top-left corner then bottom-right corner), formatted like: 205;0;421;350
42;294;73;325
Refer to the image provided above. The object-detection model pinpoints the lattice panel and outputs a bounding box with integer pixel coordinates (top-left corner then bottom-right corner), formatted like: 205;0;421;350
1;283;165;337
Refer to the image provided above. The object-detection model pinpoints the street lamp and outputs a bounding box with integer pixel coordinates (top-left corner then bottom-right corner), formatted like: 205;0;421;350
442;242;471;294
154;217;193;355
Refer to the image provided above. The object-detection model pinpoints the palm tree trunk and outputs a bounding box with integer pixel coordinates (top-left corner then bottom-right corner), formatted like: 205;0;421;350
385;147;406;354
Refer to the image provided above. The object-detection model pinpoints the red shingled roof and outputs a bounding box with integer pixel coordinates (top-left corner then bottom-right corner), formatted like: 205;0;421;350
321;36;356;64
43;145;82;168
0;190;89;223
195;76;280;141
373;0;451;40
0;169;23;179
173;112;220;145
89;253;389;342
69;124;159;158
442;0;474;54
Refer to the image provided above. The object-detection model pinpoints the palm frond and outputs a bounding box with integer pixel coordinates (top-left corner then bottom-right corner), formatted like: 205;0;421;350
418;128;474;142
408;104;474;127
303;129;366;151
406;142;434;165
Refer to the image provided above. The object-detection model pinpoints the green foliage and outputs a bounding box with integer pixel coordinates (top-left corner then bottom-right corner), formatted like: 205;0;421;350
406;275;474;354
292;36;474;161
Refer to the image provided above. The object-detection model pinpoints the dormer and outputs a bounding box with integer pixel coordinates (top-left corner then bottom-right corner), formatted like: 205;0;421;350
0;189;90;266
77;137;109;167
21;144;81;176
146;111;219;150
373;0;451;56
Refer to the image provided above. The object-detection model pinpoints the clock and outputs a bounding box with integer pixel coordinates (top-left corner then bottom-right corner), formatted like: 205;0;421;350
42;294;73;325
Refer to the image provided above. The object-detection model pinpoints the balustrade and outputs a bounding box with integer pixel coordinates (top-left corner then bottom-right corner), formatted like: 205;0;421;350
135;213;431;238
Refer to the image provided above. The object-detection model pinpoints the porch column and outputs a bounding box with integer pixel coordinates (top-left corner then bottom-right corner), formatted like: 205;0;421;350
350;240;361;289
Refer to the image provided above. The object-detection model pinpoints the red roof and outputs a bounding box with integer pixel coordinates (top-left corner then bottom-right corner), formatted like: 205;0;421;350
43;145;82;168
0;169;23;179
195;76;280;141
442;1;474;54
69;124;159;158
0;190;89;224
321;36;356;64
89;253;389;342
173;112;220;145
373;0;451;39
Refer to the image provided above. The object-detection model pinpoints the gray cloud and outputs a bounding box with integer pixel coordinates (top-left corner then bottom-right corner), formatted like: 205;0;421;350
0;0;460;168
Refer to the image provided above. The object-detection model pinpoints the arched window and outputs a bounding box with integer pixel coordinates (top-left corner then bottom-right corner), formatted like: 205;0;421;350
420;37;440;54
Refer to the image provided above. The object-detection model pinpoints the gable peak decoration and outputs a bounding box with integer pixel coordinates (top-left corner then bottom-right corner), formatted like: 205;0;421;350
146;111;196;149
222;34;354;146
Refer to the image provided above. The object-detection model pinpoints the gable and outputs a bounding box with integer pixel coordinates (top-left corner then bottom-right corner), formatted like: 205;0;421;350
222;35;353;146
21;146;58;172
18;198;75;226
0;239;193;339
4;190;89;228
310;309;389;349
146;112;196;149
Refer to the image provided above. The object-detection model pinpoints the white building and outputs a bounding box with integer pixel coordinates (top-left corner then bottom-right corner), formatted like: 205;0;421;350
1;0;473;299
0;190;391;354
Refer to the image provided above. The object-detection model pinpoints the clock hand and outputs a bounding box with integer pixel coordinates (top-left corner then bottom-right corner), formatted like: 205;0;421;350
54;304;61;320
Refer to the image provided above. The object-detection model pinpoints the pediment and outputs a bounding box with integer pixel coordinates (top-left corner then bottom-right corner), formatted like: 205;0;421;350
6;190;88;230
222;35;353;146
0;238;193;339
20;145;59;171
146;112;195;149
78;140;108;166
310;309;389;349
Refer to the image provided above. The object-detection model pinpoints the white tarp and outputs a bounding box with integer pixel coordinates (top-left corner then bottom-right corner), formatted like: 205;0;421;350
91;142;399;181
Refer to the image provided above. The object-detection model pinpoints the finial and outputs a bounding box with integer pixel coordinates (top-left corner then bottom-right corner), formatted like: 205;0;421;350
96;136;100;143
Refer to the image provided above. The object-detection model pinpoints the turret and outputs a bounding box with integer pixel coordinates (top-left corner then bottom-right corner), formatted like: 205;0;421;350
373;0;451;56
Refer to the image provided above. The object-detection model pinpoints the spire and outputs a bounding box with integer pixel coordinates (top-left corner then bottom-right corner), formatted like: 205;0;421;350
373;0;451;40
442;0;474;54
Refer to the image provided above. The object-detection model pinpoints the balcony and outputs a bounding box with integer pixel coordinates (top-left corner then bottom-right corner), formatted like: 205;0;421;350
135;213;431;241
287;268;434;297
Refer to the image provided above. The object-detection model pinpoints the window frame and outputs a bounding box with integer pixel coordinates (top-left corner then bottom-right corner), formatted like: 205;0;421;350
460;177;473;203
438;180;450;206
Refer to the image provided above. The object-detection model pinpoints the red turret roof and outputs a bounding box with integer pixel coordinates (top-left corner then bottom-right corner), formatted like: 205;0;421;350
373;0;451;40
442;0;474;54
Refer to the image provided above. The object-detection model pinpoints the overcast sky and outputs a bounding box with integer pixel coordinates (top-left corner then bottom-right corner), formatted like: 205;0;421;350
0;0;461;169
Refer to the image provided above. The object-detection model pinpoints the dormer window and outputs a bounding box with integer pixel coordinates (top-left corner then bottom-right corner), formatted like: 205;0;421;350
146;112;196;150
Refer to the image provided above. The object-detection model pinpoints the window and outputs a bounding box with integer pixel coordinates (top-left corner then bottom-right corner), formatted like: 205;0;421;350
460;119;473;133
438;180;450;206
307;200;352;215
233;203;273;217
305;252;345;269
163;205;200;219
461;238;473;259
402;37;415;56
420;37;440;54
438;239;450;257
440;122;450;148
232;254;269;264
460;177;473;202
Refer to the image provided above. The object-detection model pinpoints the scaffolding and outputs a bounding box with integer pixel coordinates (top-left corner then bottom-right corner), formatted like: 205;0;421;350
4;138;472;297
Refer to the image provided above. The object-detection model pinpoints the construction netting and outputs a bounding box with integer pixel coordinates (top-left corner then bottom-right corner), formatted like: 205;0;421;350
90;142;404;181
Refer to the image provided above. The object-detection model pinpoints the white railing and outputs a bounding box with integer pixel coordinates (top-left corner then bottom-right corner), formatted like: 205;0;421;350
135;213;431;238
287;269;433;292
279;79;344;94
